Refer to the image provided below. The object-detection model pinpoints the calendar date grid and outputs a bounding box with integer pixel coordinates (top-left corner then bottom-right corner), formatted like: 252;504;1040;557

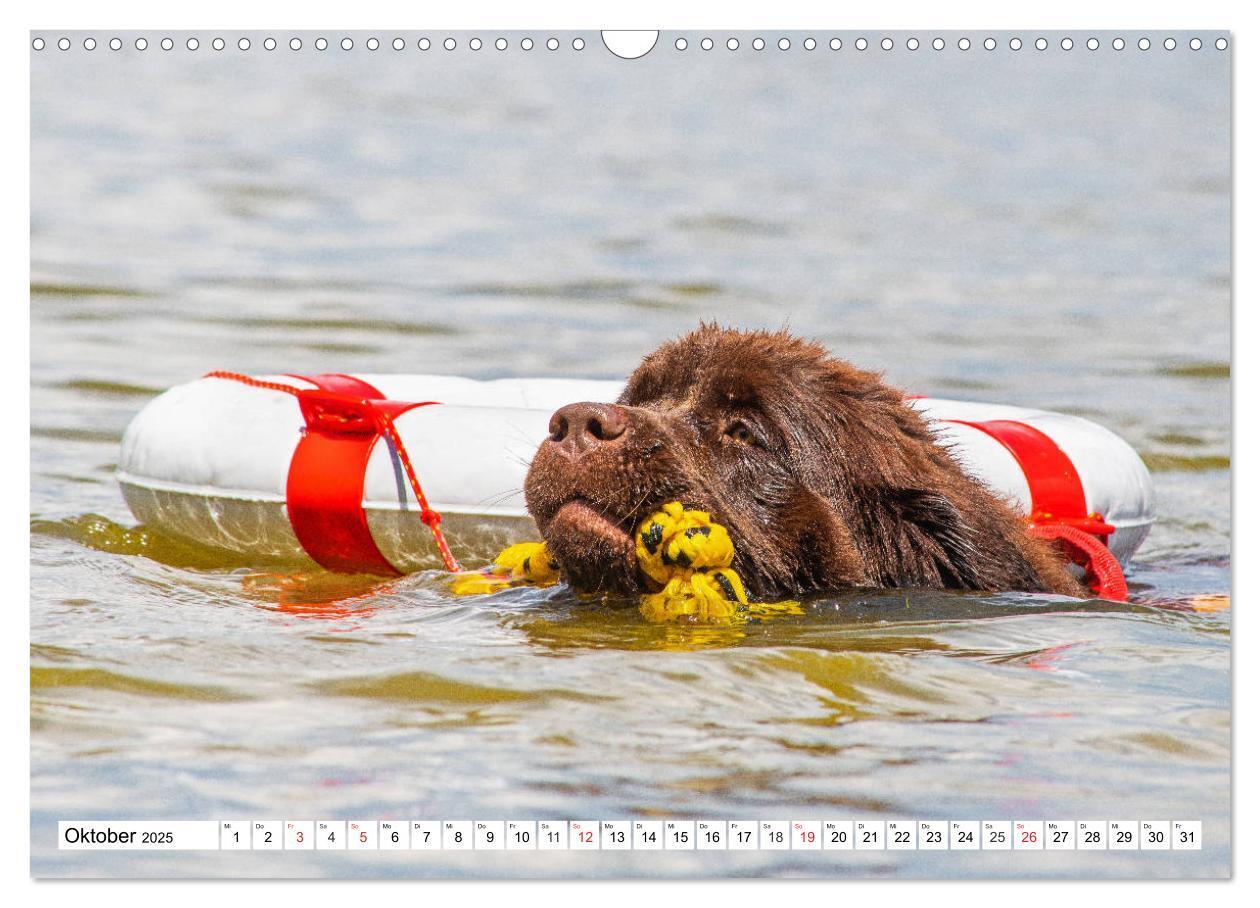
58;819;1203;852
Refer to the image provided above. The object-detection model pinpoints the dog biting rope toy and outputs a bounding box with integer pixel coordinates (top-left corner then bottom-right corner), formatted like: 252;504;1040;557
449;501;754;624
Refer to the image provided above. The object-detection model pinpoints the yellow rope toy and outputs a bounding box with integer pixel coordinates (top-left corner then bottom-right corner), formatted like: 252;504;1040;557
449;502;751;623
448;542;562;595
633;502;748;623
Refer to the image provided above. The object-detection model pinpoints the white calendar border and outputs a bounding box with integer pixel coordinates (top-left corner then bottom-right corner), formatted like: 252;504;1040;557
11;0;1250;906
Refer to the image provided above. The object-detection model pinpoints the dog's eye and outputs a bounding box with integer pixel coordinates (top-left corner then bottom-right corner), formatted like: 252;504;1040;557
725;421;756;445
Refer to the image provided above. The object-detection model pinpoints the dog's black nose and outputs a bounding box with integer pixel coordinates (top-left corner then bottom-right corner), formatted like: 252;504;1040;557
548;402;628;455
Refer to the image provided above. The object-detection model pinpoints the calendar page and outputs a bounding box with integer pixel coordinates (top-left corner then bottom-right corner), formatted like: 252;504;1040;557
29;21;1231;881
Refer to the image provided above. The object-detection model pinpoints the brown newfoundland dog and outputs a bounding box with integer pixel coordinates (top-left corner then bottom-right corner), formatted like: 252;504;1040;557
525;325;1083;600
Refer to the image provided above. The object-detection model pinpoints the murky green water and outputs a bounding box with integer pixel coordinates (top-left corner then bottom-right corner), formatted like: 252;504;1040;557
31;31;1230;878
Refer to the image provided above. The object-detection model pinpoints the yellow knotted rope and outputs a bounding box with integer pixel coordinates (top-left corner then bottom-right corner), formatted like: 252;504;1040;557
633;502;748;623
448;541;561;596
450;501;769;623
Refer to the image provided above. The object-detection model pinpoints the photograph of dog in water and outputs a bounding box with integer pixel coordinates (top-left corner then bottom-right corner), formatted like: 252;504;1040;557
31;31;1229;880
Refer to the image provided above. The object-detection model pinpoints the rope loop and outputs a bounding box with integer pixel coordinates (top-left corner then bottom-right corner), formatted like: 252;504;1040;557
1028;523;1128;602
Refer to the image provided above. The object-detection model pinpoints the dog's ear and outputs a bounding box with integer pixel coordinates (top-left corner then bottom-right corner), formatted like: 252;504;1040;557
888;488;985;588
771;486;869;591
854;486;986;589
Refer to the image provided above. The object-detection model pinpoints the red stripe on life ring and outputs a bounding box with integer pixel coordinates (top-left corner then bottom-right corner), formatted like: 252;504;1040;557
947;417;1126;601
285;374;434;575
946;418;1114;536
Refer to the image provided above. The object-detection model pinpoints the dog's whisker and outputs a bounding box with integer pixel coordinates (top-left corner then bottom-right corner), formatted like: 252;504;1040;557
475;487;525;508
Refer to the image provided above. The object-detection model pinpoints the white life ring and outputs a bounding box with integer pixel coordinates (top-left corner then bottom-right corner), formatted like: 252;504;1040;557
117;372;1155;578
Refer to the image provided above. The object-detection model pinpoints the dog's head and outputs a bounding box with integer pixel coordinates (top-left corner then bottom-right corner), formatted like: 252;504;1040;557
524;324;1046;597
